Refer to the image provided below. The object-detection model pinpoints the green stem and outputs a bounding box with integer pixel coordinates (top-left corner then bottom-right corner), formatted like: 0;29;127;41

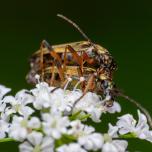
118;133;137;139
80;114;91;121
0;138;16;143
69;110;82;121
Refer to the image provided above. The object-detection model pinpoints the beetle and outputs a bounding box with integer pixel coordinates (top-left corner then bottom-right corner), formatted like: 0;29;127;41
26;14;152;127
26;14;117;108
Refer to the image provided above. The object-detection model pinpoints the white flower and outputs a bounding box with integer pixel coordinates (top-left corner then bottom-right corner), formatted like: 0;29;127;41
0;119;9;139
49;89;82;114
9;115;41;141
108;123;119;138
15;89;34;105
51;89;71;113
116;110;152;142
65;90;82;106
3;95;34;118
105;101;121;113
0;101;6;113
102;140;128;152
78;133;103;151
68;120;95;138
42;111;70;139
0;78;151;152
57;143;87;152
68;121;103;151
29;79;120;123
0;85;11;99
101;123;128;152
75;92;103;122
141;130;152;142
31;82;53;109
19;131;54;152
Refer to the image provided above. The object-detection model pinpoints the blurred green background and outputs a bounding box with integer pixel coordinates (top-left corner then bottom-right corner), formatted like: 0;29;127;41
0;0;152;151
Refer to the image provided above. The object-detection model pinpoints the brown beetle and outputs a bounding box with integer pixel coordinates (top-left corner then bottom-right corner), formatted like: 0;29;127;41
26;14;117;107
26;14;152;127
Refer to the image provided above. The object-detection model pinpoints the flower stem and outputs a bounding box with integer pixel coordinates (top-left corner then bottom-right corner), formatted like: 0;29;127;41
118;133;137;139
0;138;16;143
79;114;91;121
69;110;82;120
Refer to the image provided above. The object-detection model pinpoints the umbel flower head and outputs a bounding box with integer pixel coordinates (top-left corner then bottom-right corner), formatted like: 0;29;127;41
0;75;151;152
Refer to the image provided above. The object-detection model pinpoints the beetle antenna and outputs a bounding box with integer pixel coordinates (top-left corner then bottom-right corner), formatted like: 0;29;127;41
112;88;152;129
57;14;93;44
120;93;152;129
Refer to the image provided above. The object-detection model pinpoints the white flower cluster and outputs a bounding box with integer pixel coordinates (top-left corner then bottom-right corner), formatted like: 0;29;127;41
0;77;151;152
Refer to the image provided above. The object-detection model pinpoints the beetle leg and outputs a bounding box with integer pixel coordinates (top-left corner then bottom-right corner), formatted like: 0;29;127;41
50;62;55;86
83;52;96;65
65;45;85;89
72;73;96;110
66;45;83;68
54;60;64;82
41;40;64;82
63;46;68;72
84;74;96;93
66;45;82;65
59;46;71;88
51;87;60;93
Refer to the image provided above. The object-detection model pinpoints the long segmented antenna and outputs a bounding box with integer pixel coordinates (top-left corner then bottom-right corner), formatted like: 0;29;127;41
113;88;152;129
57;14;92;43
120;93;152;129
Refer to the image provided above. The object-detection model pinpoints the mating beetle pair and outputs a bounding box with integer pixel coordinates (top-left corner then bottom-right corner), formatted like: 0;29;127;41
26;14;117;108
